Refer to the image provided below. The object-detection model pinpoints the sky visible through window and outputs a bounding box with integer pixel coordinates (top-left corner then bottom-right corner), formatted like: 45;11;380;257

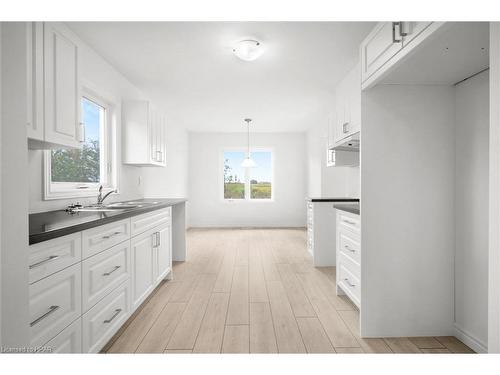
224;151;272;183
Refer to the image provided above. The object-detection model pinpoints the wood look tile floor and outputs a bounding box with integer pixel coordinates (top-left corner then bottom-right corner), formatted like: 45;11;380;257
103;228;474;354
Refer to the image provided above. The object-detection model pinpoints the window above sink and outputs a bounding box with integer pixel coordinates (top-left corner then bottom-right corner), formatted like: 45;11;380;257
44;86;118;200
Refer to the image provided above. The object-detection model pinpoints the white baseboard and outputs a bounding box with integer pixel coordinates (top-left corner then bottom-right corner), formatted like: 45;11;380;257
454;323;488;353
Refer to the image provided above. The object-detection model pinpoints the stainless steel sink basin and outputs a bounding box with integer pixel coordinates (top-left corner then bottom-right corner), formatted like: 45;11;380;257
69;203;140;212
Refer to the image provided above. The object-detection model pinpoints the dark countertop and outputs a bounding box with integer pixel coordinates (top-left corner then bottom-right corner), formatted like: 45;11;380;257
333;203;360;215
29;198;187;245
307;197;360;203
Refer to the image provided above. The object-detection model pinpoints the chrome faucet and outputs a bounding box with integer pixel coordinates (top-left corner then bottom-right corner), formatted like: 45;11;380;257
97;185;117;206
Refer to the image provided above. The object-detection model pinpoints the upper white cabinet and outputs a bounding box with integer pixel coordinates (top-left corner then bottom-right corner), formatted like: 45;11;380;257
333;62;361;144
27;22;83;149
122;100;167;167
361;22;442;89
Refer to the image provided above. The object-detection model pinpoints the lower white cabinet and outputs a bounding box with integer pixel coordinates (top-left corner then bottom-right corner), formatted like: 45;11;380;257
28;207;173;353
155;221;172;284
132;220;172;309
82;280;132;353
82;241;131;312
43;318;82;353
29;263;82;347
336;209;361;309
131;229;156;310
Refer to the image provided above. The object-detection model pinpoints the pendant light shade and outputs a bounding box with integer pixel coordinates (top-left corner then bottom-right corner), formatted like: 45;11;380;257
241;118;257;168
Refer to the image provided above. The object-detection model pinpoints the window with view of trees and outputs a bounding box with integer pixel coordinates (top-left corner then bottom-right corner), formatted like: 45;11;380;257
45;93;114;199
223;150;272;200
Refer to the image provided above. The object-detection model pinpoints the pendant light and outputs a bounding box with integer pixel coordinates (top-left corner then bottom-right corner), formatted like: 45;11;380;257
241;118;257;168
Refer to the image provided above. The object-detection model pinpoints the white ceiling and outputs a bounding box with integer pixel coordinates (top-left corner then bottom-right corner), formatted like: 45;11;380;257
68;22;375;132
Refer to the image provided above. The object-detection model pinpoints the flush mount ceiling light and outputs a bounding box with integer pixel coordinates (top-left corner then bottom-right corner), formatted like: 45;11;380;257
241;118;257;168
232;39;263;61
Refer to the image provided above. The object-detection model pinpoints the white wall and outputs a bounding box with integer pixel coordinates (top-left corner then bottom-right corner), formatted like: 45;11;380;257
189;132;306;227
361;85;456;337
454;71;489;351
1;22;30;347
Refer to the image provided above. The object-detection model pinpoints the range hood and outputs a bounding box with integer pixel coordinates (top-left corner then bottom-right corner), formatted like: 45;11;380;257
332;132;360;151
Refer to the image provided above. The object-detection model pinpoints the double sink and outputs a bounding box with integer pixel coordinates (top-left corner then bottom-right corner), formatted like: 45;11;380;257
69;200;161;213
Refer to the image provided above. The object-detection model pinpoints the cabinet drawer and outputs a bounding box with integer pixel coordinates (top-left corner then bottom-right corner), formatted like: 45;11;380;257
338;212;360;234
82;280;131;353
29;232;81;284
43;318;82;353
29;263;81;347
131;207;171;237
82;241;131;312
338;261;361;308
338;229;361;265
82;218;130;259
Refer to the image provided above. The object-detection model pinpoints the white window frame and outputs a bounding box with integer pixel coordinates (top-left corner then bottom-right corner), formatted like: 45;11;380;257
220;147;274;202
44;86;118;200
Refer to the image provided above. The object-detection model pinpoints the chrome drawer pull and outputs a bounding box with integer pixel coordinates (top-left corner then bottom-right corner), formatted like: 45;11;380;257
103;308;122;324
102;231;122;240
30;305;60;327
343;219;356;225
29;255;59;269
344;245;356;253
344;278;356;288
102;265;121;276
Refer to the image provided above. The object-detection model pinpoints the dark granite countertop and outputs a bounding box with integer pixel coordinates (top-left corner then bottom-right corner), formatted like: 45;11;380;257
307;197;360;203
333;203;360;215
29;198;187;245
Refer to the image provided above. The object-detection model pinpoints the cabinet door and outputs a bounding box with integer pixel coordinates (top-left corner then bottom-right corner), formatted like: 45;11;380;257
361;22;403;83
154;222;172;284
149;106;157;163
43;22;82;148
401;22;432;47
26;22;44;141
160;114;167;165
131;231;155;309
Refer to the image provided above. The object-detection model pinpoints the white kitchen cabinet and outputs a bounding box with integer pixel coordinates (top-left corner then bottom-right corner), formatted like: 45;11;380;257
82;279;132;353
131;229;156;310
29;263;82;347
333;62;361;145
361;22;403;85
27;22;83;149
43;318;82;353
361;22;443;89
131;218;172;309
122;100;167;166
336;209;361;309
27;206;175;353
154;221;172;284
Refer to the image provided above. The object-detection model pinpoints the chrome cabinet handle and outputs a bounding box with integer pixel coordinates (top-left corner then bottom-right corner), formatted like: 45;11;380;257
103;308;122;324
343;219;356;225
392;22;402;43
344;245;356;253
156;151;162;162
102;265;121;277
102;231;122;240
30;305;60;327
156;232;161;247
29;255;59;269
344;278;356;288
342;122;349;134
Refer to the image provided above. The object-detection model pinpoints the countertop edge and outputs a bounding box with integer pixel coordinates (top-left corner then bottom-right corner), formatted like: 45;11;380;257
29;199;187;245
307;198;360;203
